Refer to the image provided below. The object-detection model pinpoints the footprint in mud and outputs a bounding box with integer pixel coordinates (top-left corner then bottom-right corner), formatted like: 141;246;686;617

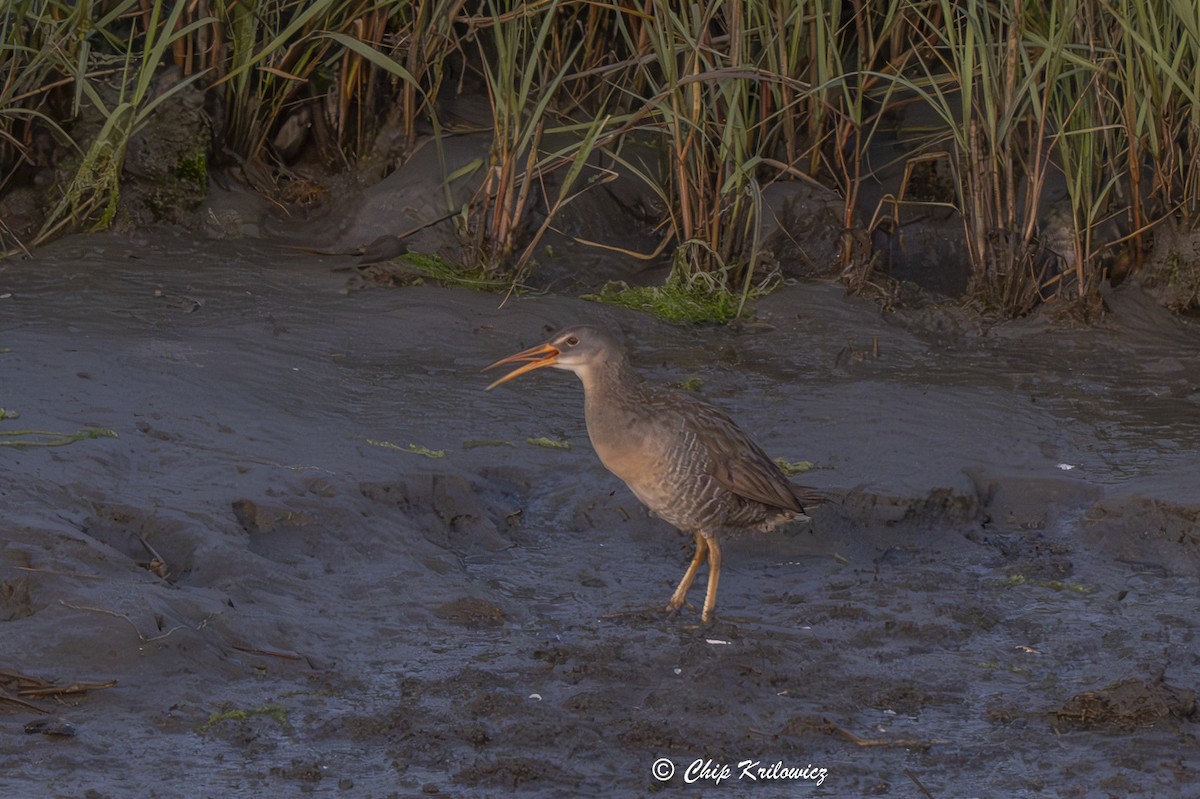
359;474;514;556
232;498;322;565
77;502;195;584
0;577;44;621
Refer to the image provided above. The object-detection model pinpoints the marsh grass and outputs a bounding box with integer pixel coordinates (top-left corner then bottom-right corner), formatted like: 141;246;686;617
1099;0;1200;269
464;0;578;273
0;1;211;244
851;0;1194;314
4;0;1200;316
605;1;809;307
878;0;1052;312
43;2;213;238
211;0;428;185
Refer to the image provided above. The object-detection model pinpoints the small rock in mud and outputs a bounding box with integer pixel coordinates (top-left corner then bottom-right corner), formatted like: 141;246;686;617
1051;677;1197;732
434;597;506;627
24;717;76;737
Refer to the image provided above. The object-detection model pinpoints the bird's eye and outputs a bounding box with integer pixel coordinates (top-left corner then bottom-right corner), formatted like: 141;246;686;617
565;335;579;347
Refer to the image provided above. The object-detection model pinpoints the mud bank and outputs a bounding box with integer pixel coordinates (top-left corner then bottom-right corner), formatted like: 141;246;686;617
2;232;1198;797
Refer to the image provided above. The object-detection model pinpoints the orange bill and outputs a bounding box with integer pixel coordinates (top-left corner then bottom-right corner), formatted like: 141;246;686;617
483;342;560;390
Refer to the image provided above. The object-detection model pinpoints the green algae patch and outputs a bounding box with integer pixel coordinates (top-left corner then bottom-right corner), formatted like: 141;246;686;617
526;436;571;450
366;439;446;458
464;439;517;449
200;703;290;732
0;426;117;447
774;457;815;476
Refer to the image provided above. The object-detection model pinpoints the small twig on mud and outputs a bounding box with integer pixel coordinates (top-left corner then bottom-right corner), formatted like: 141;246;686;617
19;680;118;697
906;769;938;799
822;718;949;750
231;645;305;662
136;534;170;579
0;669;43;687
14;566;105;580
57;600;185;642
0;668;117;706
0;689;49;714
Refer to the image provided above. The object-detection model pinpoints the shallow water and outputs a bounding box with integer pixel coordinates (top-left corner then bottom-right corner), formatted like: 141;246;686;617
2;230;1198;797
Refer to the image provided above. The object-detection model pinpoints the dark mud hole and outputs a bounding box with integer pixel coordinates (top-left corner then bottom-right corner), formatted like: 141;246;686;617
2;233;1199;798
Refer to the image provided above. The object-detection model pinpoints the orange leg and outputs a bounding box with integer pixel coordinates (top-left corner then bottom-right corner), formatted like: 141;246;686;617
666;532;707;613
701;536;721;624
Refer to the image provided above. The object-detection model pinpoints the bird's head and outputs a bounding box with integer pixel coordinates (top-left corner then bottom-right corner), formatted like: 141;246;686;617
485;325;620;390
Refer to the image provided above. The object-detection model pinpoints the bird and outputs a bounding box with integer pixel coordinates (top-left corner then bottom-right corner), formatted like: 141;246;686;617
485;324;822;623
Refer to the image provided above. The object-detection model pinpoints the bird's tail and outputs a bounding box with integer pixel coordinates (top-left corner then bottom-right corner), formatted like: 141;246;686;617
791;484;827;513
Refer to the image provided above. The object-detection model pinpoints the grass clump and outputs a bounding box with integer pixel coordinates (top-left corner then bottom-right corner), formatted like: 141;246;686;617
584;252;774;323
398;252;508;292
586;279;738;324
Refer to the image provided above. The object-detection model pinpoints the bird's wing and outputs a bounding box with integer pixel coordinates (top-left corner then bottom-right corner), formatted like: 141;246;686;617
662;392;811;513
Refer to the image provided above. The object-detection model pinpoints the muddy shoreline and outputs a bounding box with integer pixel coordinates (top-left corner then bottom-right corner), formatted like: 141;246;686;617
2;231;1198;797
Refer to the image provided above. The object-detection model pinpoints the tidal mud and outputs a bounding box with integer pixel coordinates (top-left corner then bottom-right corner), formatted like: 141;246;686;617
2;232;1198;797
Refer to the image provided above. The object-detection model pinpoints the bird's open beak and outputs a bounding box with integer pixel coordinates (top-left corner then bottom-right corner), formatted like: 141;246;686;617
484;342;560;390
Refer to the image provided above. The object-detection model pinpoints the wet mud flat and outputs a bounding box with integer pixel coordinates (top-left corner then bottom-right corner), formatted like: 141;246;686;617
2;232;1199;797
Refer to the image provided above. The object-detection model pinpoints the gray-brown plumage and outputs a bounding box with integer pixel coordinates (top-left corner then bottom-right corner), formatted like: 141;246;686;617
486;324;821;623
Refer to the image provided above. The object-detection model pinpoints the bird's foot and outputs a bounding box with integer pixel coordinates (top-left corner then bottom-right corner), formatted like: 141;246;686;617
664;598;692;618
664;600;717;627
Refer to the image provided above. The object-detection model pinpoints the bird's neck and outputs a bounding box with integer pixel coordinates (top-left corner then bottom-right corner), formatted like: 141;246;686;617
577;355;647;472
576;355;643;411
